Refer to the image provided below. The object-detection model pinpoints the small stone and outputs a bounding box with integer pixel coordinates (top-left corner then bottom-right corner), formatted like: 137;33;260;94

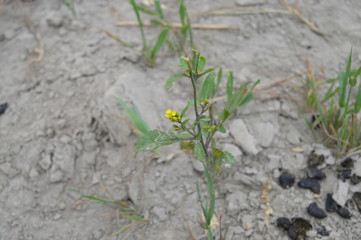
152;206;167;221
286;129;301;145
0;102;8;115
47;15;63;28
288;218;312;240
276;217;291;230
252;122;275;147
279;173;295;189
221;143;242;158
229;119;259;156
39;155;52;171
298;178;321;194
352;192;361;212
332;180;349;207
29;167;39;179
307;168;326;180
53;213;62;220
49;169;63;183
192;160;204;173
325;193;338;212
337;207;352;218
307;202;327;219
317;226;330;236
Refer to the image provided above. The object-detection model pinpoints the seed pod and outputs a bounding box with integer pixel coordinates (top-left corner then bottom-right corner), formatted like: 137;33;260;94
307;202;327;219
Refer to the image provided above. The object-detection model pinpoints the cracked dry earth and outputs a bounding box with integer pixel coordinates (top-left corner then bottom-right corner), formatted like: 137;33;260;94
1;0;361;240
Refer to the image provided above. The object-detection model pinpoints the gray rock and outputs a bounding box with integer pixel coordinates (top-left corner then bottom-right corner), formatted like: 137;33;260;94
38;154;52;171
49;143;76;182
0;163;20;178
226;192;248;216
4;29;15;40
252;122;276;148
128;173;142;206
286;128;301;145
49;168;64;183
266;154;282;170
152;206;167;221
333;180;349;207
192;160;204;173
230;119;259;156
221;143;243;158
47;15;63;28
82;132;98;152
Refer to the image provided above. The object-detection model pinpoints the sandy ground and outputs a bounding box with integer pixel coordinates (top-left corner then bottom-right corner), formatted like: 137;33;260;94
0;0;361;239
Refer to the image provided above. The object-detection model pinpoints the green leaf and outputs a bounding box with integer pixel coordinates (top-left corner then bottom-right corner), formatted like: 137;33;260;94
181;101;194;117
204;166;215;225
179;56;189;70
130;0;147;50
150;29;169;61
116;98;149;136
225;80;260;113
82;195;117;204
355;83;361;113
137;5;158;15
226;72;234;100
201;72;216;101
165;73;186;89
198;56;207;72
217;124;226;133
136;130;181;152
218;110;230;123
60;0;77;16
194;142;205;161
154;0;164;18
150;19;168;27
177;133;193;140
222;151;235;164
216;68;223;88
199;67;216;78
119;214;148;222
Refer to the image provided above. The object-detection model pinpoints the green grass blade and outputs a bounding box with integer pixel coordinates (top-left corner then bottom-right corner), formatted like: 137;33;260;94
204;165;215;225
226;72;234;101
116;98;149;136
130;0;147;50
82;195;118;204
119;213;148;222
355;82;361;113
60;0;76;17
216;68;223;89
154;0;164;18
165;73;186;89
339;50;352;108
181;101;194;118
137;5;158;16
112;224;132;236
150;29;169;61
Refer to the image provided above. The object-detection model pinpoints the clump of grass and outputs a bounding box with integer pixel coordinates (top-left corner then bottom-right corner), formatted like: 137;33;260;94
305;50;361;155
107;0;194;67
137;50;259;238
60;0;76;17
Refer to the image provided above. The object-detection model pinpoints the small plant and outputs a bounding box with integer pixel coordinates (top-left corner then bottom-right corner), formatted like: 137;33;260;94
305;50;361;155
60;0;76;17
137;50;259;238
107;0;194;67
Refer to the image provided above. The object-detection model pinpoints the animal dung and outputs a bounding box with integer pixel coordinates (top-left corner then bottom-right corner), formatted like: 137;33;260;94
276;217;291;230
325;193;338;212
279;173;295;189
307;168;326;180
337;207;352;219
287;218;312;240
307;202;327;219
298;178;321;194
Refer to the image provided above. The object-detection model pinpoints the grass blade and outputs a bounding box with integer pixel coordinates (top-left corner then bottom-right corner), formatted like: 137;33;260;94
339;50;352;108
150;28;169;62
82;195;117;204
60;0;76;17
119;213;148;222
204;165;215;225
154;0;164;19
130;0;147;50
226;72;233;101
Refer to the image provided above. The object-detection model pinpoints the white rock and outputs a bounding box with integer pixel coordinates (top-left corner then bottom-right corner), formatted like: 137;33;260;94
333;180;350;207
39;155;52;171
286;128;301;145
252;122;276;148
230;119;259;156
192;160;204;173
221;143;243;158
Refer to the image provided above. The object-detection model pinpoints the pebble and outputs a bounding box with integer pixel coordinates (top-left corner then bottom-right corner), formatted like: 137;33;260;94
192;160;204;173
252;122;275;147
279;173;295;189
286;129;301;145
0;102;8;115
332;180;349;206
38;154;52;171
298;178;321;194
152;206;167;221
221;143;243;158
307;202;327;219
337;207;352;218
325;193;338;212
229;119;259;156
47;15;63;28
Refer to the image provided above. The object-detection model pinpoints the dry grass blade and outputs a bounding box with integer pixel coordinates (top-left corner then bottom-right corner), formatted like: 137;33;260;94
278;0;327;37
24;17;45;64
116;21;239;30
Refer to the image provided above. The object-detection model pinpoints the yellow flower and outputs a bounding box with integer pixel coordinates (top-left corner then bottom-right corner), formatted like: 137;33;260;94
164;109;181;122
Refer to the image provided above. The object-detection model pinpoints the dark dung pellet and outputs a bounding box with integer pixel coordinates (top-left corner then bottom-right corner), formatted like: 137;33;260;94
340;157;354;169
307;202;327;219
325;193;338;212
298;178;321;194
288;218;312;240
350;174;361;185
353;192;361;212
276;217;291;230
307;168;326;180
279;173;295;189
307;150;325;168
0;102;8;115
339;169;352;179
317;226;330;236
337;207;352;218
